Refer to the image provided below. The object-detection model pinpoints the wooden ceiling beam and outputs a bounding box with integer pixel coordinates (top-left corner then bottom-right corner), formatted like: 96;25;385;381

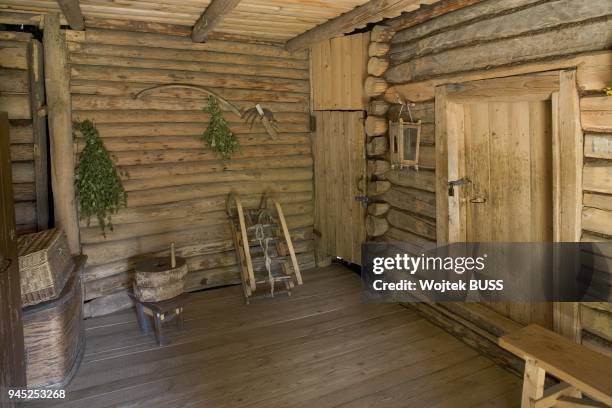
387;0;483;31
192;0;242;43
285;0;424;52
56;0;84;30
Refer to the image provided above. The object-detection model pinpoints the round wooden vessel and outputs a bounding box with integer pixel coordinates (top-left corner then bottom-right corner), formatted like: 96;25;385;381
134;256;188;302
134;280;185;303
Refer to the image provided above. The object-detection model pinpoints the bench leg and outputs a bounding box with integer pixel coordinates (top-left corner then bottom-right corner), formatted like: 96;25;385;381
522;359;545;408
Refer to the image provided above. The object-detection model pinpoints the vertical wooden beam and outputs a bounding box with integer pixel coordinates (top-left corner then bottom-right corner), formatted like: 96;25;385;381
552;69;583;343
0;112;27;406
28;39;49;231
43;14;80;254
191;0;241;43
435;85;449;244
56;0;84;30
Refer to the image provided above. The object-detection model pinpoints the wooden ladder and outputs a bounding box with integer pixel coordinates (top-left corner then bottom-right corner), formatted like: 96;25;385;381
226;192;303;303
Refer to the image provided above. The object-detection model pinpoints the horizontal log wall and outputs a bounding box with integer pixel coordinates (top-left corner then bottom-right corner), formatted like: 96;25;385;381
580;93;612;356
65;28;315;317
382;0;612;353
0;31;37;234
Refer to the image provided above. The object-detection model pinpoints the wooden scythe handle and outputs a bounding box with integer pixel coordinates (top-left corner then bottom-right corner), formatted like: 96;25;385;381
134;83;244;118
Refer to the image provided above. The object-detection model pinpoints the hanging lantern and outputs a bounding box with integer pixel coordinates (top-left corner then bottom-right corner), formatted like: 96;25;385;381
389;118;421;169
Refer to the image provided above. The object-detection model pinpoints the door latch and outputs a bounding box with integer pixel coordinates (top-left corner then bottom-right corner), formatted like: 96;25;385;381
0;258;10;275
355;195;370;208
448;177;471;197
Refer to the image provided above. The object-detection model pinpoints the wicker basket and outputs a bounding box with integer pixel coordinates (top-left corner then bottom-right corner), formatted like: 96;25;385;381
18;229;74;307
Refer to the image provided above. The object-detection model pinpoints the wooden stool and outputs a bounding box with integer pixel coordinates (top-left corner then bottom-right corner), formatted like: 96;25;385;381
499;324;612;408
128;292;191;346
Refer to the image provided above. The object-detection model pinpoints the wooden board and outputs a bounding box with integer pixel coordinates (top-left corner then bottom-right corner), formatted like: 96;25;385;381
313;111;366;264
310;33;369;111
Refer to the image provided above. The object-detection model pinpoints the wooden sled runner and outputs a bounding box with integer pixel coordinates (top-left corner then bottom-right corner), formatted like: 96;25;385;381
227;193;303;303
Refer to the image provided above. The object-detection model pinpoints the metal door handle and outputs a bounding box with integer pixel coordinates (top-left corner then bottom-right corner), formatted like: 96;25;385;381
470;196;487;204
448;177;471;196
0;258;11;274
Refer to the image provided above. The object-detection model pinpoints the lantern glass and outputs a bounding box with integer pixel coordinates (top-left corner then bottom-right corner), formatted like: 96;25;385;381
402;125;419;162
389;119;421;168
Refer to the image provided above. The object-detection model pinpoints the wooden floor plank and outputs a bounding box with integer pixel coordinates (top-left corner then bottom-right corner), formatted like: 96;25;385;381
31;264;520;408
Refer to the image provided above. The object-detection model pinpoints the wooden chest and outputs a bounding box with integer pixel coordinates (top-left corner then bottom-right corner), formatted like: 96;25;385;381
22;256;86;388
18;228;75;307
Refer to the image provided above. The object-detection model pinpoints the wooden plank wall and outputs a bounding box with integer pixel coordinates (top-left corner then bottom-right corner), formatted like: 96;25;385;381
311;33;369;111
0;31;38;234
365;0;612;351
64;29;315;317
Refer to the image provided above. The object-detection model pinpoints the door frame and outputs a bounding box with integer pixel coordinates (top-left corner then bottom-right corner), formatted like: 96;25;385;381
0;112;27;405
434;70;583;340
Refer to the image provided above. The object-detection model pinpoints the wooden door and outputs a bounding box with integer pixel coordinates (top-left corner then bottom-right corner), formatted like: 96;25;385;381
0;112;27;406
464;101;553;243
436;71;583;332
463;101;554;327
313;111;366;265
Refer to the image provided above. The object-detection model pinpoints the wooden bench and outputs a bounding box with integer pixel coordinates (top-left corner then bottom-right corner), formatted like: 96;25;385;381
499;325;612;408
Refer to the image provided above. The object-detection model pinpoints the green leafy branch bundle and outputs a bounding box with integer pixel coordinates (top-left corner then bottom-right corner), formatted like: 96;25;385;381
202;95;239;159
74;120;127;236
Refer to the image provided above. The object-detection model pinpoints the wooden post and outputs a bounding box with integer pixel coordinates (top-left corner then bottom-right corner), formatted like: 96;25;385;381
27;39;49;231
43;14;80;254
552;70;583;342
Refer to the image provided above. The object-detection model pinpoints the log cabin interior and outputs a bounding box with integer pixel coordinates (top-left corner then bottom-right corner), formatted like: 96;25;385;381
0;0;611;407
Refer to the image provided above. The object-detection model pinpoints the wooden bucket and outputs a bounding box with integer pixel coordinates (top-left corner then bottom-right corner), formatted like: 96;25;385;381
134;257;188;302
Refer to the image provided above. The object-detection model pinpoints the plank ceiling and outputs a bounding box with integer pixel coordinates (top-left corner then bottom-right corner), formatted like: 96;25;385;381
0;0;379;41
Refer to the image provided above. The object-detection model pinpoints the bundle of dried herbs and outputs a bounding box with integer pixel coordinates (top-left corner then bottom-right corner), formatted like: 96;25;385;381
202;95;239;159
73;120;126;236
